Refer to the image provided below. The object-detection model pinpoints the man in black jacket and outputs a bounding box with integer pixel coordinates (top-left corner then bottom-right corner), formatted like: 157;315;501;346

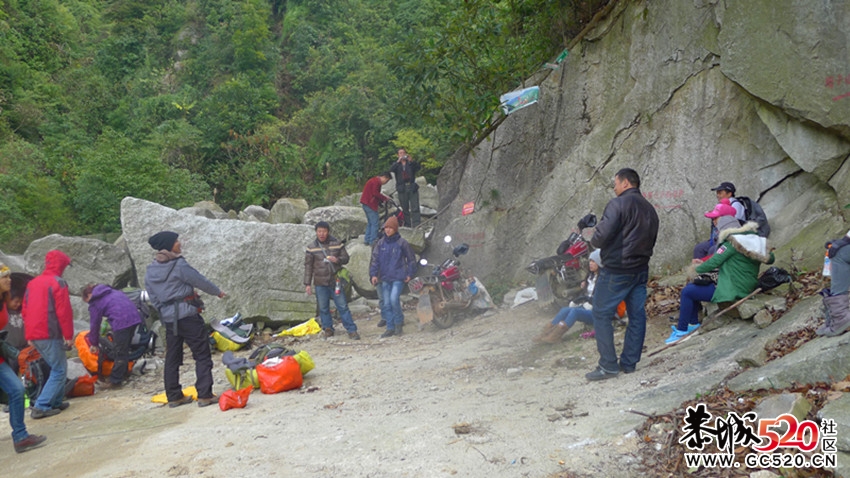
586;168;659;381
389;149;421;227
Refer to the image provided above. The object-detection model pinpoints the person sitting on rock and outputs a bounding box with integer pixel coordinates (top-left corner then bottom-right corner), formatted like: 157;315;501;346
82;283;143;388
535;250;602;343
692;197;738;262
534;250;626;343
817;230;850;336
666;203;774;345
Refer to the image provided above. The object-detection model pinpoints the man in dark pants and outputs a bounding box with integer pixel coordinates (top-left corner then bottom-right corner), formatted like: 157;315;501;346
82;283;143;388
144;231;226;408
389;149;421;227
586;168;659;381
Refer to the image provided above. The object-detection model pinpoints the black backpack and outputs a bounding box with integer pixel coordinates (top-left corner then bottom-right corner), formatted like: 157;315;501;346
736;196;771;238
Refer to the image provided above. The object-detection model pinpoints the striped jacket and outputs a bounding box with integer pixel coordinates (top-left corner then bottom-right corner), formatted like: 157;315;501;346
304;236;349;287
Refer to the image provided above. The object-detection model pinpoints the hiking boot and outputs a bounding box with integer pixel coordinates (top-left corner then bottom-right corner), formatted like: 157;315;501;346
540;323;568;344
323;328;335;338
619;364;636;374
377;319;387;327
14;434;47;453
348;331;361;340
31;407;60;419
820;293;850;337
585;366;619;381
56;401;70;411
168;395;194;408
380;329;395;338
197;395;218;408
533;323;556;343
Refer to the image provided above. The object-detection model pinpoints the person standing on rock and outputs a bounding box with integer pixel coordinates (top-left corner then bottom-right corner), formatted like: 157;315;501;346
360;172;392;246
0;263;47;453
82;283;143;388
818;230;850;336
586;168;659;381
389;149;421;227
370;216;417;337
304;221;360;340
22;250;74;418
145;231;225;408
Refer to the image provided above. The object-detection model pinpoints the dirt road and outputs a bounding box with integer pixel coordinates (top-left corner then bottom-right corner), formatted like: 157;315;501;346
3;303;688;477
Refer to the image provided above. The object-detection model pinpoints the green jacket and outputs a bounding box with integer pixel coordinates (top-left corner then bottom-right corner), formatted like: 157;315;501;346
695;222;774;303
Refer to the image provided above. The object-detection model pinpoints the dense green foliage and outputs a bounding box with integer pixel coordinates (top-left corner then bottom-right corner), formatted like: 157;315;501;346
0;0;604;252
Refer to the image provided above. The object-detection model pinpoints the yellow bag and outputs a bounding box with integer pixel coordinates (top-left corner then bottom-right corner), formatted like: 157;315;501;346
292;350;315;375
225;367;260;390
211;331;244;352
275;317;321;337
151;386;198;404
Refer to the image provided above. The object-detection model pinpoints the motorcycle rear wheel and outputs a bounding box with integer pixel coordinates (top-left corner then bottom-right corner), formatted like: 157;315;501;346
432;309;455;329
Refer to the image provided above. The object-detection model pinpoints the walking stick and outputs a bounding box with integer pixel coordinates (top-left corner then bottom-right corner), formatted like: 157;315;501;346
647;287;763;357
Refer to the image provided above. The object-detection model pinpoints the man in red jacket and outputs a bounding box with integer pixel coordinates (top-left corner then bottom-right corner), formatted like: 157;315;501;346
22;250;74;419
360;171;391;245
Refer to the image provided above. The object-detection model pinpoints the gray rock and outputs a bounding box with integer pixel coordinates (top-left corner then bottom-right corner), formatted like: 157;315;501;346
818;394;850;452
333;194;361;208
178;206;218;219
192;200;225;214
432;0;850;291
121;197;317;328
417;178;438;211
753;309;773;329
269;198;309;224
0;250;26;272
303;206;367;243
238;205;270;222
737;297;766;320
24;234;134;293
751;393;811;434
727;333;850;392
732;295;821;368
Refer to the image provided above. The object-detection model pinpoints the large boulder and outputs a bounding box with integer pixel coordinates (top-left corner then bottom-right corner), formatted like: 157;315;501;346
24;234;134;294
0;250;26;273
120;197;316;328
238;205;270;222
434;0;850;288
303;206;367;243
269;198;309;224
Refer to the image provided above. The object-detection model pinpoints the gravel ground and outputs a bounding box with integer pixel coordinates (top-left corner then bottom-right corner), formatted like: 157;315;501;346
3;302;686;478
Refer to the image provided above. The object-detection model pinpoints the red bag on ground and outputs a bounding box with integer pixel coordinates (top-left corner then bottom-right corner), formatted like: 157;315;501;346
68;374;97;397
219;387;251;411
255;356;302;394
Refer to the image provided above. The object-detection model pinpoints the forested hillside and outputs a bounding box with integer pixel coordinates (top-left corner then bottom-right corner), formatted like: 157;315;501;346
0;0;604;251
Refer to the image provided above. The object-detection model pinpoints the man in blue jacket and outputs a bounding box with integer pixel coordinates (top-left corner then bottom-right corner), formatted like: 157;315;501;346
587;168;659;381
145;231;226;408
370;216;417;337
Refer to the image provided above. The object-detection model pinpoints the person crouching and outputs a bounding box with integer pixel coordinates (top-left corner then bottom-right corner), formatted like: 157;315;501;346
82;284;142;389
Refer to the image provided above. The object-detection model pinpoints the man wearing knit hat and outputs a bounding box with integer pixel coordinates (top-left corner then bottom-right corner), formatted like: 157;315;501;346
144;231;226;408
22;250;74;419
370;216;417;337
304;221;360;339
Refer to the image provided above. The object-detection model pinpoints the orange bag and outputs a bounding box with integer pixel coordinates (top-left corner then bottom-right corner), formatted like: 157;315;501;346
616;301;627;319
74;331;133;377
68;374;97;397
219;386;251;411
255;356;303;394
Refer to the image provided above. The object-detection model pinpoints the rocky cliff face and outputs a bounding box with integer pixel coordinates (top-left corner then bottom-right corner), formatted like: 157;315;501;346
436;0;850;286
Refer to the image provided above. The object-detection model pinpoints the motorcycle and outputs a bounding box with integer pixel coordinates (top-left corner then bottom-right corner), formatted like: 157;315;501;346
409;236;492;329
526;214;597;306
